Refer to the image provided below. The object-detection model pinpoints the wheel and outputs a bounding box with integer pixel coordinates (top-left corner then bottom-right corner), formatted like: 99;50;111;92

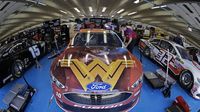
179;71;193;90
11;60;24;78
0;81;3;88
144;47;150;57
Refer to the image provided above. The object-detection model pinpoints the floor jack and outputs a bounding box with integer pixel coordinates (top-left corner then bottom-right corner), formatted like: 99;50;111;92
144;50;176;92
3;64;36;112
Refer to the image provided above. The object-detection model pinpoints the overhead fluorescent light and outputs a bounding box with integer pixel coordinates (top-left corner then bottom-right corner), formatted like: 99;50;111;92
26;0;36;3
102;7;107;12
74;8;80;13
128;12;137;15
26;0;46;6
152;5;167;9
151;6;160;9
117;9;124;14
89;6;93;12
134;0;140;4
180;34;184;38
60;10;67;14
100;15;103;17
91;14;94;17
160;5;167;8
188;27;192;32
38;2;47;6
111;15;114;18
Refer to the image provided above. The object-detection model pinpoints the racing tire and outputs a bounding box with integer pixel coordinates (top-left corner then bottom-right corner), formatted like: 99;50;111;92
179;71;194;90
144;47;150;57
0;81;3;88
11;60;24;78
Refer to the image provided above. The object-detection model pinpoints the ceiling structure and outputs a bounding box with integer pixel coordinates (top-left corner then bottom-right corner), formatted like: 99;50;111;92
0;0;200;46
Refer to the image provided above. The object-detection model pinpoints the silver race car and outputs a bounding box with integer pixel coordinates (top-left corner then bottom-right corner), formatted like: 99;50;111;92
139;38;200;99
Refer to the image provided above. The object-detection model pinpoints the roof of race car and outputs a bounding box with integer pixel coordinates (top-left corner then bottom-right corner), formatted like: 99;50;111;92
153;38;185;49
80;29;110;33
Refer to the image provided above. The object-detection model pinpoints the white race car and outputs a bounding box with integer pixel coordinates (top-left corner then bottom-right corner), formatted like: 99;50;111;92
139;38;200;99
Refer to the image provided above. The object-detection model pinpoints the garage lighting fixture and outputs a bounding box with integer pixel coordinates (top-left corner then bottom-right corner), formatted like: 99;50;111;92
134;0;140;4
152;5;167;9
102;7;107;12
111;15;114;18
160;5;167;8
26;0;36;3
60;10;67;14
26;0;46;6
74;8;80;13
100;15;103;17
117;9;124;14
89;6;93;12
128;12;137;15
188;27;192;32
38;2;47;6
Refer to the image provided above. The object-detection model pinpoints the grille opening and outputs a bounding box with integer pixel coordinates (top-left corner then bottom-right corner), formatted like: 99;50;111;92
183;4;193;13
0;2;10;11
64;93;132;105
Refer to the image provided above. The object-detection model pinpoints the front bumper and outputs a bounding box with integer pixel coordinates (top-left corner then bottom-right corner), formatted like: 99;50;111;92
52;83;141;112
191;82;200;99
55;96;139;112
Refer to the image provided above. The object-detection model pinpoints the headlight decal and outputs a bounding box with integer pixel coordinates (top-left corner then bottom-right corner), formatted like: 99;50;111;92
131;75;143;88
51;75;65;89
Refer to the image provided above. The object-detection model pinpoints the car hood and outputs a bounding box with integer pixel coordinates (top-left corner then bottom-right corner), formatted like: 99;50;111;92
182;59;200;73
51;46;142;92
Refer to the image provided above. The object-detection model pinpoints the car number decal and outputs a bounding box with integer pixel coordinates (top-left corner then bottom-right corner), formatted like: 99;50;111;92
154;49;182;75
29;45;40;58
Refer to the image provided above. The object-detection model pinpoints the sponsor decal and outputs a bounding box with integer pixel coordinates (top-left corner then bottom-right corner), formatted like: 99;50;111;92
59;58;134;91
56;92;62;99
74;103;123;109
87;82;111;91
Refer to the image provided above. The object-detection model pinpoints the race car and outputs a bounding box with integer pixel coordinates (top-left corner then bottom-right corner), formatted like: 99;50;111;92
0;38;46;87
139;38;200;99
50;29;143;112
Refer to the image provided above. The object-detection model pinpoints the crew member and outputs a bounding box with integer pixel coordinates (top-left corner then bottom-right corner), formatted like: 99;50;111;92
121;24;137;52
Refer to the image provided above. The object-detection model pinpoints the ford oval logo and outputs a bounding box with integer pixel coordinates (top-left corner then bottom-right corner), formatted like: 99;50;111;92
87;82;111;91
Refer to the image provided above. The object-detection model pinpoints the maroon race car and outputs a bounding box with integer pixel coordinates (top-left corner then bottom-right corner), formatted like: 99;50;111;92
50;29;143;112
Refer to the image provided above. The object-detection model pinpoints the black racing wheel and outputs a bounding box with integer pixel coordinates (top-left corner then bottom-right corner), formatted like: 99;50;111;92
0;81;3;88
179;70;194;90
11;60;24;78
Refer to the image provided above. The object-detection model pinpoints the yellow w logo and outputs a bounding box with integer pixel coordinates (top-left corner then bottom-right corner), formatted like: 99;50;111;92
59;58;134;91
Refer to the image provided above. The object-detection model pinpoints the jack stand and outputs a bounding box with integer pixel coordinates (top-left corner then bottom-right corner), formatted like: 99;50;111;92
35;59;41;68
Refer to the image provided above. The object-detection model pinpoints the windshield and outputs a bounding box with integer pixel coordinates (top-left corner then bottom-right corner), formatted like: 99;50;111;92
176;46;192;61
73;32;122;47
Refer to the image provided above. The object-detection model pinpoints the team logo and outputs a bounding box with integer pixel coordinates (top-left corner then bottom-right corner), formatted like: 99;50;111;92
87;82;111;91
59;58;135;91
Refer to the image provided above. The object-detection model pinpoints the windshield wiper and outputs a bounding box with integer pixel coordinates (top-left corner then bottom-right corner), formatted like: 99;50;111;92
85;35;94;46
